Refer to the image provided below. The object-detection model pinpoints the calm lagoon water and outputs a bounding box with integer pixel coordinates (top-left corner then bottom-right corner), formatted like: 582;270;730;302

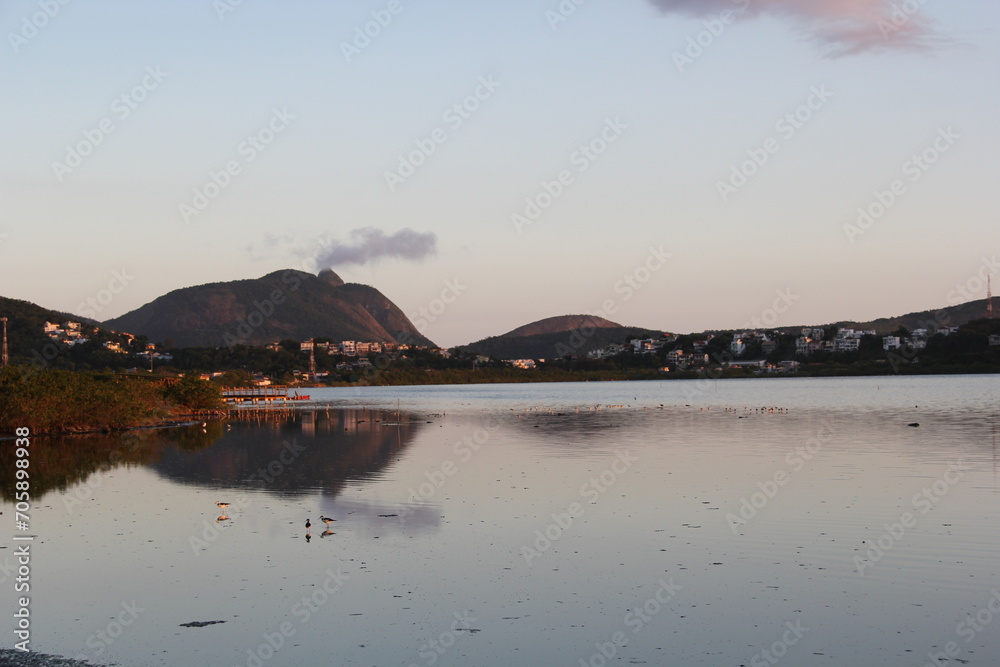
3;375;999;666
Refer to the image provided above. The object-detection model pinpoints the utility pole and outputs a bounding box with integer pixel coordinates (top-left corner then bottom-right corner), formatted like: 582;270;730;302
1;317;8;367
989;275;994;320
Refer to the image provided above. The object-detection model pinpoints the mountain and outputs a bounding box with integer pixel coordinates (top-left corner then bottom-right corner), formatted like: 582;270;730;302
457;315;664;360
502;315;622;338
103;269;435;348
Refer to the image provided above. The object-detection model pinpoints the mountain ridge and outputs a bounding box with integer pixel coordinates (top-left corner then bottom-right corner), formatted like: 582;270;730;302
103;269;435;348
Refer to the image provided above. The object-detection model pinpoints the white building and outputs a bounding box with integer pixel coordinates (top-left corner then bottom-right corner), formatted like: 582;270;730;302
834;337;860;353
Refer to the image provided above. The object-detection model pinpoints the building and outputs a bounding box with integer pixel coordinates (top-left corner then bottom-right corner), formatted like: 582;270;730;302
834;337;860;352
508;359;536;370
883;336;902;351
632;338;660;354
730;338;746;357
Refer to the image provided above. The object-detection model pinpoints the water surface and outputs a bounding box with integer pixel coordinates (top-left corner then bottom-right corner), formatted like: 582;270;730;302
3;376;998;666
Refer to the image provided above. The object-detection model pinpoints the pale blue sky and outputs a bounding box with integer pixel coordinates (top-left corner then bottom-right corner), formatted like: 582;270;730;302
1;0;997;347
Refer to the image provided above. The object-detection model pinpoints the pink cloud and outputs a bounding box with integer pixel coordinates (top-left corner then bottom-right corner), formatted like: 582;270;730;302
649;0;945;56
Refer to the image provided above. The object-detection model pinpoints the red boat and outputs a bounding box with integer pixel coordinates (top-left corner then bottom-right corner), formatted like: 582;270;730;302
289;392;310;401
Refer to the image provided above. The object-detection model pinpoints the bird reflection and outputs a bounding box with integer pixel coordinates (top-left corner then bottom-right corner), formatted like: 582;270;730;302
320;530;334;538
216;515;231;523
305;531;312;543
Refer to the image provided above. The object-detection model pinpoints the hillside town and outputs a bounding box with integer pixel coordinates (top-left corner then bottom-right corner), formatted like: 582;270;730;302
20;314;1000;387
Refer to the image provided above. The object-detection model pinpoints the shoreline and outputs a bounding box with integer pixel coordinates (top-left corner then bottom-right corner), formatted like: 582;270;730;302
0;650;92;667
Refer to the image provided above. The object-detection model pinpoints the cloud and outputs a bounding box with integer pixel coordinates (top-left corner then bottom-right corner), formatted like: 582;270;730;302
649;0;945;56
313;227;438;269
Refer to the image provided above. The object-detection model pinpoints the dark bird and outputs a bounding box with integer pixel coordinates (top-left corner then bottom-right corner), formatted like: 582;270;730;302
216;501;230;511
305;519;312;530
320;516;335;527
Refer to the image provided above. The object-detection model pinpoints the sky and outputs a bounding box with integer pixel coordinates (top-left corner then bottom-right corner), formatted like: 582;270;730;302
1;0;998;348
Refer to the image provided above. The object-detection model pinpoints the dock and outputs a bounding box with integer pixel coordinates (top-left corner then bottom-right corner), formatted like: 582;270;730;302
222;385;309;405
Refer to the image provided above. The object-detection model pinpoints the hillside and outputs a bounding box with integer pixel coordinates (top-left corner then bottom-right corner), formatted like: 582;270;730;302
502;314;622;338
103;269;435;348
0;296;94;360
458;314;663;360
825;298;993;335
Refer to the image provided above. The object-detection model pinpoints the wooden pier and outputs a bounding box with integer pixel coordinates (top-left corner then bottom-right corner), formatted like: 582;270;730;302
222;385;296;405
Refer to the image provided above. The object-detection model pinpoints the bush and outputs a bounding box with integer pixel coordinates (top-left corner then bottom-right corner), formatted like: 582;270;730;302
163;375;224;412
0;367;166;434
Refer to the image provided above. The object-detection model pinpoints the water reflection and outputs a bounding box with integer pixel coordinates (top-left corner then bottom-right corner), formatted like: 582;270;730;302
0;423;222;502
148;408;423;499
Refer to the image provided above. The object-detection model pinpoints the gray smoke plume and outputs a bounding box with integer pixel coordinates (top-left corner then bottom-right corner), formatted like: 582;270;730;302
648;0;945;56
315;227;437;268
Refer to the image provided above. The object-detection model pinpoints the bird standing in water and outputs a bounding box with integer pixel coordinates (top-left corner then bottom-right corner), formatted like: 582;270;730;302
320;516;335;528
305;518;312;530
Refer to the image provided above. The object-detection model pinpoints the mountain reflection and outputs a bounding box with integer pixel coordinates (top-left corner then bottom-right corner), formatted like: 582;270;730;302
148;408;422;498
0;410;420;504
0;423;222;502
